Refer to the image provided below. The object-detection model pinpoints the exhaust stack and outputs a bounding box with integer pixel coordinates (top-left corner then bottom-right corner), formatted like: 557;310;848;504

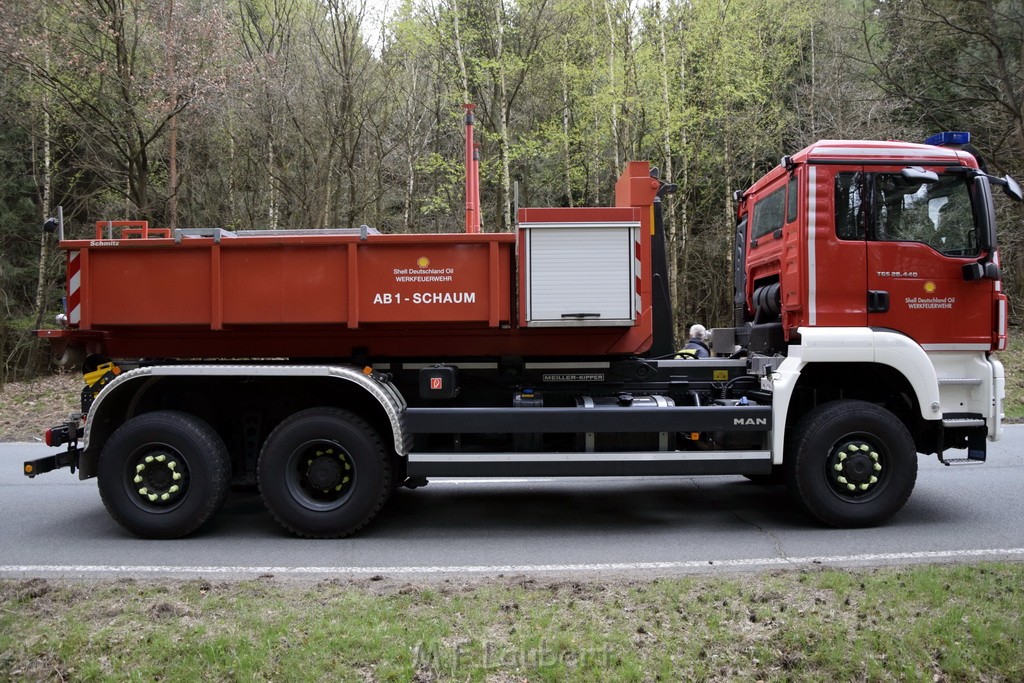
464;104;481;233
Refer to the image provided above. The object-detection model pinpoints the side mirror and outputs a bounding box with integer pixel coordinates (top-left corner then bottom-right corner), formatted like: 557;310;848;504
1002;175;1023;202
962;261;1001;281
657;182;678;198
901;166;939;183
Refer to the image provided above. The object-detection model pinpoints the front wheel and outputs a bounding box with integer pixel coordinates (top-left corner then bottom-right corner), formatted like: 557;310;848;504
97;411;232;538
786;400;917;528
257;408;392;538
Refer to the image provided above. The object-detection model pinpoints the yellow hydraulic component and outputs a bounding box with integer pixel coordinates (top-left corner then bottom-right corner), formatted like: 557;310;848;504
82;362;123;413
84;362;121;388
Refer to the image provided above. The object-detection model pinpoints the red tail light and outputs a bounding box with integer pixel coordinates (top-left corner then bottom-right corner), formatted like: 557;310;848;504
44;425;70;448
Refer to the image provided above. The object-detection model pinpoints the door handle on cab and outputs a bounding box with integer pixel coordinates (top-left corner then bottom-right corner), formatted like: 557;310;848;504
868;290;890;313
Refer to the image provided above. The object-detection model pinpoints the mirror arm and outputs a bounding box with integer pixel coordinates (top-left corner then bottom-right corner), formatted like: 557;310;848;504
963;253;1000;281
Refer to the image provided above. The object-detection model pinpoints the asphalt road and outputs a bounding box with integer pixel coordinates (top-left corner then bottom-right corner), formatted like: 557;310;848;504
2;428;1023;580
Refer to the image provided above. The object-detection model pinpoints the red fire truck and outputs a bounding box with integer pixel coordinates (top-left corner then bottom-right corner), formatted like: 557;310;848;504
25;125;1021;539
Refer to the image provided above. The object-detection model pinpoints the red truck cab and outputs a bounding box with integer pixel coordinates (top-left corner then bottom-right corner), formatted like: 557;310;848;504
739;138;1011;352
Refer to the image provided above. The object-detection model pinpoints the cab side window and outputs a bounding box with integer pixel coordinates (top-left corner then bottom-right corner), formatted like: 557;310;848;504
873;174;978;256
833;171;979;256
834;172;865;240
751;184;786;240
786;176;798;224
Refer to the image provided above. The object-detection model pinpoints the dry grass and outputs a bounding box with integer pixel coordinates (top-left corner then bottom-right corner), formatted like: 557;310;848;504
0;372;80;442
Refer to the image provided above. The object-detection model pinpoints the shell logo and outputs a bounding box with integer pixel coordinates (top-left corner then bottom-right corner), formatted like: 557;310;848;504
417;256;430;268
924;281;937;293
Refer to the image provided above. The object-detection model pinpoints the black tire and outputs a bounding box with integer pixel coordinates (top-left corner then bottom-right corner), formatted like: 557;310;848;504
97;411;232;539
257;408;392;538
786;400;917;528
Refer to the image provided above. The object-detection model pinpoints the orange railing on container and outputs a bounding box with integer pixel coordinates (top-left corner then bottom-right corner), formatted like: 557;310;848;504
94;221;172;240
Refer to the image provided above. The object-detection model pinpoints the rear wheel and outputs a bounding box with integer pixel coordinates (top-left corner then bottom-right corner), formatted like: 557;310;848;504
258;408;391;538
786;400;917;528
97;411;231;538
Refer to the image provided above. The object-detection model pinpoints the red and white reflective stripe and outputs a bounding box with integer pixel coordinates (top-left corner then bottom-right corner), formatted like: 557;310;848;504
994;250;1006;351
997;297;1008;350
634;233;642;315
68;251;81;325
994;250;1002;292
806;166;818;325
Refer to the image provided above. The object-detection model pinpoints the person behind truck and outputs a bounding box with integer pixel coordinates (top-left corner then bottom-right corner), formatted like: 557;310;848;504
680;324;710;358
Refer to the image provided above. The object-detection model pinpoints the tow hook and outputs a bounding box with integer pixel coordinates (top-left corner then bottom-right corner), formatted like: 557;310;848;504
24;418;84;478
24;446;81;478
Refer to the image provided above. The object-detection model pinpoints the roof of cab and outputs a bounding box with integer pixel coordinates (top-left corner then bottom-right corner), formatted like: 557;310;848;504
795;139;976;165
740;139;979;202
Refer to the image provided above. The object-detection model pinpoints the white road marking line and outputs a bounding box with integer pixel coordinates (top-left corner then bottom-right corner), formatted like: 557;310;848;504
2;548;1022;577
428;478;554;484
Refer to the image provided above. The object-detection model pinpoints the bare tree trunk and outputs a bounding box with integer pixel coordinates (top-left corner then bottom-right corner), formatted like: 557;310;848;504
347;158;358;230
675;13;690;338
451;0;470;103
323;180;333;230
809;25;816;138
228;122;235;217
32;110;51;331
403;61;416;232
656;0;675;281
268;124;278;230
404;149;415;231
603;0;620;173
724;135;734;239
586;4;601;204
33;13;53;332
166;0;178;229
494;0;512;231
561;36;573;207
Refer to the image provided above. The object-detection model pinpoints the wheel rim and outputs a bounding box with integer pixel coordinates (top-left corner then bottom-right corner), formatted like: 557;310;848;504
123;444;190;513
824;433;891;503
285;439;357;511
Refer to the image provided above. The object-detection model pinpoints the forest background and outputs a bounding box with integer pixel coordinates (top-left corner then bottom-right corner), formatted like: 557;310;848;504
0;0;1022;379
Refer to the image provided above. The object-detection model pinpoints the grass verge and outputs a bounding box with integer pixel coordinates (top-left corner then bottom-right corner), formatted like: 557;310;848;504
2;564;1022;681
1001;333;1024;419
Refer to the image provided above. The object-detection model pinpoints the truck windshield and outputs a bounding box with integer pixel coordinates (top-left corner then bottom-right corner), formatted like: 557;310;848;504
873;174;978;256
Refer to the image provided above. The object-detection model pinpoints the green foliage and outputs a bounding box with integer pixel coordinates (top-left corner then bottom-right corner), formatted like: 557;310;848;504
2;564;1024;680
0;121;38;316
0;90;48;381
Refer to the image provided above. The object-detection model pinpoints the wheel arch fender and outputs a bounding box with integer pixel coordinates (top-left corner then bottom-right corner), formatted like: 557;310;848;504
78;368;157;479
770;327;941;465
79;365;410;479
